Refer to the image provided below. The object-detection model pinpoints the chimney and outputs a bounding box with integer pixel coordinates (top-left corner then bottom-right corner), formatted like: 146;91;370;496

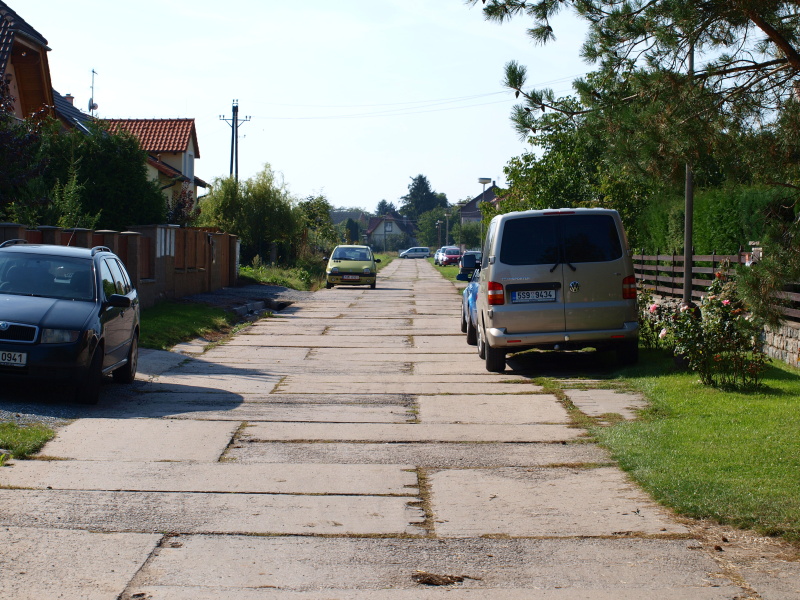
64;94;74;105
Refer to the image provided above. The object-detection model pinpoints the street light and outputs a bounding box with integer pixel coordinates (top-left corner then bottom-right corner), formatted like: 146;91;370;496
445;210;450;247
436;220;442;248
478;178;491;245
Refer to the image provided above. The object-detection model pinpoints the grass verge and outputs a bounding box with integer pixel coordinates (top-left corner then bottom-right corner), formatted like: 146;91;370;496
0;422;55;459
140;301;238;350
596;349;800;543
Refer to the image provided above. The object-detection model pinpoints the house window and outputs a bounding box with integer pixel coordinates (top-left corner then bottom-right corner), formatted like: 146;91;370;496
385;222;393;232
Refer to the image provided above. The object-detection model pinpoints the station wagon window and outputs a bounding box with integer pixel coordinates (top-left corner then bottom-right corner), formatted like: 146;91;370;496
99;260;117;299
105;258;131;294
499;215;622;266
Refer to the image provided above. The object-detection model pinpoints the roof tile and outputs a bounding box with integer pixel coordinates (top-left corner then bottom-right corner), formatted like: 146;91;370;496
103;118;200;157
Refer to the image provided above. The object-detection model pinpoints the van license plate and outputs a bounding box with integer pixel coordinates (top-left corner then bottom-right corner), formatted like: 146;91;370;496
512;290;556;303
0;351;27;367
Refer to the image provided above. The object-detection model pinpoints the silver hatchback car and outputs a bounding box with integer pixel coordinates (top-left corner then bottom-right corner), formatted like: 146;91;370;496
474;208;638;372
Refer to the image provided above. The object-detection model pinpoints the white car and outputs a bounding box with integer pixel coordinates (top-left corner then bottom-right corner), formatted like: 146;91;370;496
399;247;430;259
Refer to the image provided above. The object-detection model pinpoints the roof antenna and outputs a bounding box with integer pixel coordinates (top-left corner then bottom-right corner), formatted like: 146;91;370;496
88;69;98;116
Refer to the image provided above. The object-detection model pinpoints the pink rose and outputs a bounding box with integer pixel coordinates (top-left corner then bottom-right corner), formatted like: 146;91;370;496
649;303;658;314
659;328;668;339
722;299;730;306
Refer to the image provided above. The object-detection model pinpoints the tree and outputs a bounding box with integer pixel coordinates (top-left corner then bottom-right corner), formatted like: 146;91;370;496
0;94;47;216
297;194;337;253
39;120;165;230
376;199;397;216
416;207;448;247
198;165;298;263
399;175;448;219
469;1;800;185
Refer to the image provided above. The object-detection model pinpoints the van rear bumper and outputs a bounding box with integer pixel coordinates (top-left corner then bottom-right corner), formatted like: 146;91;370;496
486;321;639;351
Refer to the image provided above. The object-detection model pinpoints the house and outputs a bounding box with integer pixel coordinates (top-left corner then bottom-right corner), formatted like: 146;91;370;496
366;214;416;251
103;118;208;207
459;180;500;224
0;1;54;119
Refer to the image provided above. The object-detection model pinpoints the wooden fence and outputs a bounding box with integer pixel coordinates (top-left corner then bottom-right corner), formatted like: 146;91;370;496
0;223;239;309
633;251;800;324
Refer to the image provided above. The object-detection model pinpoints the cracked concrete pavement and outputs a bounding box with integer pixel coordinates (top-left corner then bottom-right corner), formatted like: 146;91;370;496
1;258;798;599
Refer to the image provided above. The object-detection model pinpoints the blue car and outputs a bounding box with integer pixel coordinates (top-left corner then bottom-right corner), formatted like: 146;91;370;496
456;253;480;346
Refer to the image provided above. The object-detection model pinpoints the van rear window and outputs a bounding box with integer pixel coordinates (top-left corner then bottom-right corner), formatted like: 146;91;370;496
499;215;622;265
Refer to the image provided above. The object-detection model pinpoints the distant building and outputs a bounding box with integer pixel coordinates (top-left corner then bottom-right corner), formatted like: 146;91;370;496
103;118;208;204
459;180;499;224
366;214;416;251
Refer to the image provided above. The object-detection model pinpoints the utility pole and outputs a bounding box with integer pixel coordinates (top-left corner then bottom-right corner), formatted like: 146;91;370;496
219;100;250;181
683;43;695;306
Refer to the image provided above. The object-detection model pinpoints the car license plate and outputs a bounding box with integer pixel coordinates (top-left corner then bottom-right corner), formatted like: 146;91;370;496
0;351;27;367
342;275;359;281
512;290;556;303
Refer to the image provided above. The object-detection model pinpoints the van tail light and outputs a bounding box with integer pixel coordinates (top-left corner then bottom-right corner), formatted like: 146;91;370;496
487;281;505;305
622;275;637;299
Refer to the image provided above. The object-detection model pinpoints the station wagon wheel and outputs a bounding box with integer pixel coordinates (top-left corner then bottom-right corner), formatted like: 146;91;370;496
460;301;468;333
75;346;103;405
113;333;138;383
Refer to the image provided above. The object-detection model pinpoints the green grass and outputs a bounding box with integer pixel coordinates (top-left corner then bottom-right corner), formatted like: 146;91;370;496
595;349;800;542
429;257;461;282
0;422;55;459
139;301;238;350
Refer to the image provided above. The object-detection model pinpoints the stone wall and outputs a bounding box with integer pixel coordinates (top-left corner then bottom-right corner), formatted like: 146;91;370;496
763;322;800;367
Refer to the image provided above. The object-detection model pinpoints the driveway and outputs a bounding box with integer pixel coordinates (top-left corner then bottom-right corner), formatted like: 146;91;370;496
0;259;797;599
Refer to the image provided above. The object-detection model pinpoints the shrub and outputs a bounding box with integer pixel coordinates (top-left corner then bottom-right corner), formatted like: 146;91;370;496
658;270;768;389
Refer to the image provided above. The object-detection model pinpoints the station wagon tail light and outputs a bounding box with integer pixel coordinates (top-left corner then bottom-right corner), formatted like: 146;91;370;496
487;281;505;305
622;275;636;299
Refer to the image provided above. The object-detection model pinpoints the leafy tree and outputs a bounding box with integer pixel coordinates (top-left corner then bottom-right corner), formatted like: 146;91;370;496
297;194;337;253
399;175;448;219
0;100;47;216
39;120;165;230
416;207;449;247
198;165;298;264
450;219;483;249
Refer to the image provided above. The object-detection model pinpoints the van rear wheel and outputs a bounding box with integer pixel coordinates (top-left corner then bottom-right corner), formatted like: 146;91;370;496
485;343;506;373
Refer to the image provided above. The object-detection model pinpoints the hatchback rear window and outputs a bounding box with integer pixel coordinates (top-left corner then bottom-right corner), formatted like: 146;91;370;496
499;215;622;265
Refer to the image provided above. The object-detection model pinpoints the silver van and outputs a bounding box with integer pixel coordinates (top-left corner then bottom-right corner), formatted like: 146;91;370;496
399;247;430;259
474;208;638;372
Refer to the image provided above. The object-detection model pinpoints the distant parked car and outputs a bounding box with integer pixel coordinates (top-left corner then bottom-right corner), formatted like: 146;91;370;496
324;245;381;289
433;247;447;265
440;247;462;266
399;247;430;259
458;250;482;275
0;240;140;404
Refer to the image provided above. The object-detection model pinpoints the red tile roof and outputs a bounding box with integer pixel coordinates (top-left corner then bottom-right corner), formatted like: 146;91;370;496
103;118;200;157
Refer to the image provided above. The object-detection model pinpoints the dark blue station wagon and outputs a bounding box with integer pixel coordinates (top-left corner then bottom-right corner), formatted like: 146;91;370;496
0;240;140;404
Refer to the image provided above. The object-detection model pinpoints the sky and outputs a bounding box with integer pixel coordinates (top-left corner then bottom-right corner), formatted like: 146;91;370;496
18;0;590;213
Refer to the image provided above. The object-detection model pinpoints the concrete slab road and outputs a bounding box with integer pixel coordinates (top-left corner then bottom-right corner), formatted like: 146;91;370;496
1;258;798;599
